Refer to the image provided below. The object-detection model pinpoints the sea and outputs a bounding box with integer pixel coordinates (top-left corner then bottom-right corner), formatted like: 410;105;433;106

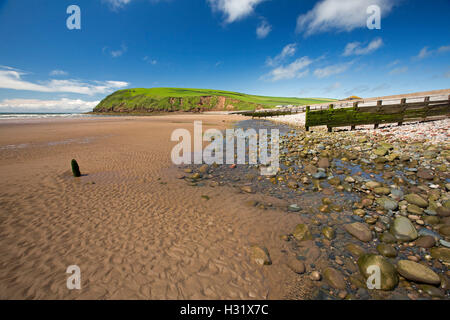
0;113;92;120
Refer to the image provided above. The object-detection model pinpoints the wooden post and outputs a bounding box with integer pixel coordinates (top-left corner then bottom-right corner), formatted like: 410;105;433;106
423;96;430;121
305;106;310;131
374;100;382;129
352;101;359;130
398;98;406;126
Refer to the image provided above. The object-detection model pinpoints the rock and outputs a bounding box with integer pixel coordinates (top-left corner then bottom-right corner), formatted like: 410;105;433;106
415;236;436;248
191;172;202;179
310;271;321;281
198;164;209;173
288;204;301;212
318;158;330;169
396;260;440;285
390;189;404;201
416;169;434;180
407;204;424;215
404;194;428;208
328;177;340;186
323;267;346;290
322;226;335;240
423;216;440;225
419;284;444;298
379;142;393;150
430;247;450;263
345;243;366;257
439;225;450;237
312;171;327;179
376;197;398;211
241;186;255;194
376;244;397;257
436;206;450;217
287;258;306;274
251;246;272;266
373;147;388;156
344;176;355;183
380;232;396;243
373;187;390;195
293;224;312;241
390;216;418;242
344;222;372;242
418;228;441;241
440;239;450;248
287;180;299;189
366;181;382;189
304;164;318;175
357;254;399;290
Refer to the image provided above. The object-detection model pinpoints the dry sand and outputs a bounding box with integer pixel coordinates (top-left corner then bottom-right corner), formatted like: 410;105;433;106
0;114;313;300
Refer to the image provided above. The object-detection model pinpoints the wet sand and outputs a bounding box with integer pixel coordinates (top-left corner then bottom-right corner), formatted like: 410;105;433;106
0;114;314;299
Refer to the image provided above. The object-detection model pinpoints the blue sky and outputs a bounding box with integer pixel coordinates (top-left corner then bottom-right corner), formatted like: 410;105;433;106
0;0;449;112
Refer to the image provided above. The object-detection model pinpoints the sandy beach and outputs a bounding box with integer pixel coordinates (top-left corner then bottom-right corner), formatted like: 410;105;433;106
1;113;449;300
0;114;318;299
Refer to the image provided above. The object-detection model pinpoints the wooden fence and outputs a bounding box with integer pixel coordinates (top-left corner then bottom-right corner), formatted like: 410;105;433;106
305;95;450;132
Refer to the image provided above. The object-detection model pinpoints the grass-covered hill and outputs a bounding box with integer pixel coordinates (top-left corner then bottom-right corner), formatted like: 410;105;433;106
93;88;335;113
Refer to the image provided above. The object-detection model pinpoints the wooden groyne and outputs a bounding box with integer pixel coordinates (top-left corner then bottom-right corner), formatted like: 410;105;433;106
305;95;450;132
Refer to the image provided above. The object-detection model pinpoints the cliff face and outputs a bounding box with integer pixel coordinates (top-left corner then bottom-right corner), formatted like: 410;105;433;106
93;93;261;113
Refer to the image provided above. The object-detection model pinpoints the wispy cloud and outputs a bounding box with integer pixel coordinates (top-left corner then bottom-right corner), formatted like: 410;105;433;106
256;19;272;39
389;66;408;75
103;0;132;11
414;45;450;60
50;70;69;76
416;46;432;60
0;66;128;95
208;0;265;23
387;60;400;68
343;37;383;56
109;44;128;58
437;45;450;53
296;0;396;36
314;62;351;79
0;98;99;113
324;82;341;92
143;56;157;65
263;57;312;81
266;43;297;67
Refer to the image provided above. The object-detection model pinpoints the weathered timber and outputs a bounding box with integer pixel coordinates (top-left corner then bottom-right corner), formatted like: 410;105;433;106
305;96;450;130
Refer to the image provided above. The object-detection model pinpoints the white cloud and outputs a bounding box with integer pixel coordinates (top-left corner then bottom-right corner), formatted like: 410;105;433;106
0;66;128;95
389;66;408;75
143;56;157;65
109;44;128;58
416;46;432;60
50;70;68;76
343;37;383;56
414;45;450;60
296;0;396;36
314;63;351;79
208;0;265;23
438;45;450;53
256;19;271;39
387;60;400;68
0;98;99;113
266;43;297;66
264;57;312;81
324;82;341;91
103;0;132;10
